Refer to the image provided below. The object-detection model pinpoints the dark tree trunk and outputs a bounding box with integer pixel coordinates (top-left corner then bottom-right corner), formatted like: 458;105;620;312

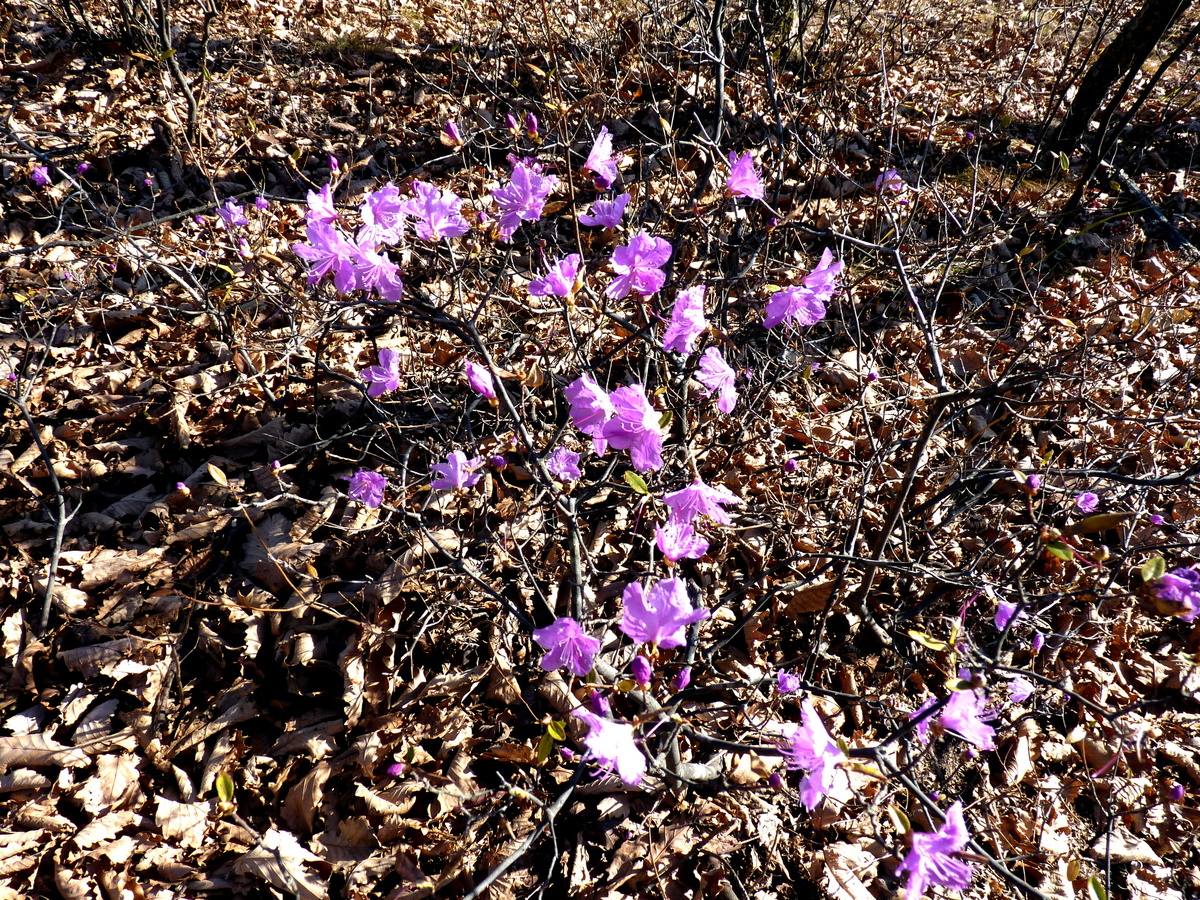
1054;0;1193;149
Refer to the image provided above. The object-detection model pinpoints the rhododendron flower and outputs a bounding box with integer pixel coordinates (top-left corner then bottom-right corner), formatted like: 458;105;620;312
994;601;1024;631
777;670;801;694
781;699;846;810
525;112;539;139
620;576;709;648
607;232;672;299
565;375;615;456
655;520;709;562
217;199;249;229
442;119;463;146
404;180;469;240
939;688;996;750
1076;491;1099;513
631;655;652;687
464;360;496;400
696;347;738;413
76;162;90;175
573;709;646;786
874;168;905;193
1031;632;1046;653
31;165;50;186
305;183;338;225
546;446;582;482
661;285;707;354
358;184;407;246
431;450;484;490
726;151;764;200
579;192;630;228
600;384;665;472
1007;676;1035;703
672;667;691;691
1156;567;1200;622
894;801;973;900
361;348;401;397
347;470;387;508
763;248;843;330
293;222;360;293
494;158;559;240
662;478;743;526
910;697;937;742
529;254;581;298
583;125;620;187
352;245;403;301
254;195;270;210
533;617;600;676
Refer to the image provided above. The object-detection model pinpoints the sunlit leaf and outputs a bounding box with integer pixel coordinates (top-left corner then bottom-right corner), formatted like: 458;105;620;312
907;629;948;651
1046;540;1074;561
624;471;649;494
216;771;235;804
207;463;229;487
1141;556;1167;583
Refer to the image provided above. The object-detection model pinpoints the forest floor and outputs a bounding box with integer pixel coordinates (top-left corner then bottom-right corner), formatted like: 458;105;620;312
2;0;1200;898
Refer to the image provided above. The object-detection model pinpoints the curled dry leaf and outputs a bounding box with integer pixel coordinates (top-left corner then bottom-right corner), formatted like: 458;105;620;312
232;828;329;900
0;733;89;769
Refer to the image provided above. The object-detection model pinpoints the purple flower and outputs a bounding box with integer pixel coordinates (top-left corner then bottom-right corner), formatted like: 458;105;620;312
1076;492;1099;513
465;360;497;400
939;688;996;750
777;670;801;694
31;165;50;186
529;253;581;298
1025;473;1042;492
874;168;905;193
662;477;743;527
620;577;709;648
783;458;799;473
1156;567;1200;622
1170;783;1186;803
662;285;707;354
782;699;846;810
894;801;973;900
763;248;843;330
672;667;691;692
580;192;631;228
217;199;249;229
1031;632;1046;653
525;112;539;139
506;113;520;132
431;450;484;490
76;162;90;175
494;159;559;240
328;154;340;172
910;697;937;742
573;709;646;786
306;183;338;225
631;655;652;687
442;119;463;146
607;232;671;299
583;125;620;187
655;520;709;562
292;222;360;293
546;446;582;482
533;617;600;676
254;195;270;210
405;180;469;240
994;601;1024;631
1151;514;1165;525
361;348;402;397
565;375;616;456
1007;676;1035;703
348;470;387;508
696;347;738;413
352;245;404;301
358;183;407;246
589;689;611;716
600;384;666;472
726;151;764;200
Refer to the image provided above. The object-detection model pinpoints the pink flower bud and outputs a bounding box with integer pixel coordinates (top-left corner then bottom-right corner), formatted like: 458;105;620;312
1031;632;1046;653
1026;473;1042;492
671;667;691;692
631;655;652;687
1151;514;1165;525
768;772;784;790
589;689;610;717
1169;783;1186;803
525;112;539;138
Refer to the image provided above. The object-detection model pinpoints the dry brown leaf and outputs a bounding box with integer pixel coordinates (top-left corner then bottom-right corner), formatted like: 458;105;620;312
154;795;211;850
283;761;333;834
73;809;138;850
815;842;878;900
0;733;89;769
232;828;329;900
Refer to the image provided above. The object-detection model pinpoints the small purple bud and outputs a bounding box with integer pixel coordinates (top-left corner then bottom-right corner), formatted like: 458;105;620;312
329;155;339;172
193;215;205;225
490;454;508;469
271;459;281;471
1031;632;1046;653
525;112;539;138
254;195;270;210
1026;473;1041;492
631;655;652;687
963;746;978;760
589;689;610;717
768;772;784;790
1151;514;1165;526
809;362;821;373
144;176;154;187
5;373;16;383
560;747;576;761
175;481;187;491
76;161;90;175
782;458;799;473
387;762;406;776
443;120;463;145
866;371;879;382
31;165;50;186
671;667;691;692
1169;783;1186;803
506;113;520;132
929;791;941;802
965;132;975;141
